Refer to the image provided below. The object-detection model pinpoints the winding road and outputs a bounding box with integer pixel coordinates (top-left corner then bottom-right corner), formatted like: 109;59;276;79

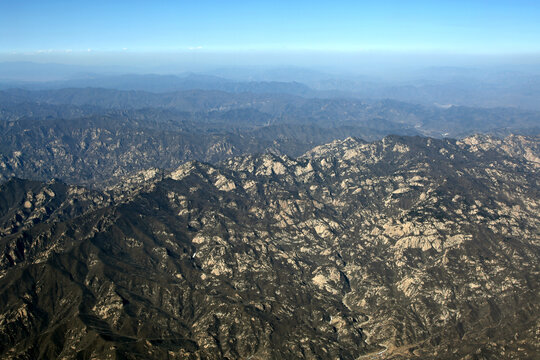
342;293;389;359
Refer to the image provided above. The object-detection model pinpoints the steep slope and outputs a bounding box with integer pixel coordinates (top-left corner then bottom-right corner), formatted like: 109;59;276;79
0;112;413;187
0;178;109;237
0;135;538;359
2;88;539;188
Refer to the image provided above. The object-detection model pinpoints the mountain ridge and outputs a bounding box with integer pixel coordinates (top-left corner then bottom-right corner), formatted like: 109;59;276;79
0;134;538;359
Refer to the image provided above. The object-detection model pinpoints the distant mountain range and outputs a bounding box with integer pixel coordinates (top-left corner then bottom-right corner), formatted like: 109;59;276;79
2;62;540;110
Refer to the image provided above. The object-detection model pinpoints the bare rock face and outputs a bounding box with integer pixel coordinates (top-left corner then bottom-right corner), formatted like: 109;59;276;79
0;134;538;359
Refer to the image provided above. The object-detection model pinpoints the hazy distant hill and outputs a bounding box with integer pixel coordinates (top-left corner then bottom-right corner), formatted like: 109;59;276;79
0;71;314;96
2;88;540;132
2;63;540;110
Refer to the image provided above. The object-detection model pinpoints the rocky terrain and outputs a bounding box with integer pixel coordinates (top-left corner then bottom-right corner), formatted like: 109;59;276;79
1;88;540;187
0;113;403;187
0;134;538;359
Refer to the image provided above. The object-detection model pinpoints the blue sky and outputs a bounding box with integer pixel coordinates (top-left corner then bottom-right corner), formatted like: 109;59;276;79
1;0;540;64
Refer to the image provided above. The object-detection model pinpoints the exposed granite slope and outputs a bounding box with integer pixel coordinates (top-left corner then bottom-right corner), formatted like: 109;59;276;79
0;135;538;359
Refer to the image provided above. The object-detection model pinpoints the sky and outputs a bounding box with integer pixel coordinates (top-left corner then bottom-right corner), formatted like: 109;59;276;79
1;0;540;69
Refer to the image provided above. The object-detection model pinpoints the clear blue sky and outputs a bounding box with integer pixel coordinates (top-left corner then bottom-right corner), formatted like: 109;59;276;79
1;1;539;61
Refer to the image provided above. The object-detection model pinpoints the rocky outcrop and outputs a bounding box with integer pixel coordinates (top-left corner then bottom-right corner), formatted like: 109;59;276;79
0;134;538;359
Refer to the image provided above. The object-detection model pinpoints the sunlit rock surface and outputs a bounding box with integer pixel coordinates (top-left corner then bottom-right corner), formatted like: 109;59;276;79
0;134;538;359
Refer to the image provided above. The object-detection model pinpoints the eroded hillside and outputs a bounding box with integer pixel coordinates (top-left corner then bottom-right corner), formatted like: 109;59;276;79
0;135;538;359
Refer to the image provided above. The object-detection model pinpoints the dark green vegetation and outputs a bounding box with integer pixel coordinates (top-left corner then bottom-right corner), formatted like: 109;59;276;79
0;134;538;359
1;88;539;187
